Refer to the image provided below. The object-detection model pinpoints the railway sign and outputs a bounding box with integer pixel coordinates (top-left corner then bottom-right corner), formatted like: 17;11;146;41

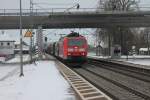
24;29;32;37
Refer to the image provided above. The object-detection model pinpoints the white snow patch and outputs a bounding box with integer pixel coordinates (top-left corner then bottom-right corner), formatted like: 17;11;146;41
139;48;149;51
0;57;6;62
88;52;150;59
0;66;17;80
124;59;150;66
0;61;76;100
88;54;150;66
6;55;30;63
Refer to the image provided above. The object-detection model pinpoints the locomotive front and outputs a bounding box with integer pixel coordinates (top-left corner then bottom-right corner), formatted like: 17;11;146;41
62;32;88;63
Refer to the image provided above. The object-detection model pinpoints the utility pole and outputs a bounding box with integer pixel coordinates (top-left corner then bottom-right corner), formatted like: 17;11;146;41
120;28;123;55
19;0;24;77
95;32;98;56
30;0;33;63
147;31;150;55
108;32;111;57
32;32;35;56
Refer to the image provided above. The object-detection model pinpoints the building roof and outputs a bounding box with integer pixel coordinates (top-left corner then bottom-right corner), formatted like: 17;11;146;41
0;33;15;42
15;41;28;46
0;41;15;42
14;45;29;51
139;48;148;51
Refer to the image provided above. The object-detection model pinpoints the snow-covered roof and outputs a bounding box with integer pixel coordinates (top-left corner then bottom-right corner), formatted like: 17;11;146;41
14;41;20;44
139;48;148;51
15;45;29;51
0;33;15;41
15;41;29;46
0;60;76;100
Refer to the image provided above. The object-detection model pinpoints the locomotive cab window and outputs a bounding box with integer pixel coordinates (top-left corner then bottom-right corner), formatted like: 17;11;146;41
68;39;85;46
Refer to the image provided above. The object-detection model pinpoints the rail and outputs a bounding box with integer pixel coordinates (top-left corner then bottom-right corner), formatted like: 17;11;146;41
56;60;112;100
84;57;150;99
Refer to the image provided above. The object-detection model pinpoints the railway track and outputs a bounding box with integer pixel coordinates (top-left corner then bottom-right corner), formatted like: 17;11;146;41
56;60;112;100
87;59;150;83
88;58;150;77
70;58;150;100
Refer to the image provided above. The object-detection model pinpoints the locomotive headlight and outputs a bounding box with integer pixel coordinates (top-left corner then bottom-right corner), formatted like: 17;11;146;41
79;48;85;52
68;48;74;52
81;52;85;55
68;53;71;55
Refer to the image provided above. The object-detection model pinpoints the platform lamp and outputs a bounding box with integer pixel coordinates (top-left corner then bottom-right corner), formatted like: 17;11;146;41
32;32;35;56
19;0;24;77
65;3;80;12
76;3;80;9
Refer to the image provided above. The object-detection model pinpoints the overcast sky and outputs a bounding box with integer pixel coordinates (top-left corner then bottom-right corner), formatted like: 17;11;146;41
0;0;150;45
0;0;98;9
0;0;99;45
0;0;149;9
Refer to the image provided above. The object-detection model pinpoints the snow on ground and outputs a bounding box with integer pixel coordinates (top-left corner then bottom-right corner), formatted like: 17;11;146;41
121;59;150;66
0;57;6;62
88;52;150;59
0;65;18;81
6;55;30;63
88;52;108;59
0;61;76;100
120;55;150;59
88;52;150;66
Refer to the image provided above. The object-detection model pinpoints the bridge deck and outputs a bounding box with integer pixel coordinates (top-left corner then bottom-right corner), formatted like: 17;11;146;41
0;10;150;29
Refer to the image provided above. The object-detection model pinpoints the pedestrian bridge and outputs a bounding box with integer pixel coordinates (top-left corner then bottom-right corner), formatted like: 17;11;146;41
0;8;150;29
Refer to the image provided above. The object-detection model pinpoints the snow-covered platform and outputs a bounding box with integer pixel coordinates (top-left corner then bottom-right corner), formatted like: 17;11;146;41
0;60;78;100
88;55;150;70
88;52;150;59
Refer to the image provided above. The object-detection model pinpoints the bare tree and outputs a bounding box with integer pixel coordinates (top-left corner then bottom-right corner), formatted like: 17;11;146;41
95;0;140;55
140;28;150;55
103;0;139;11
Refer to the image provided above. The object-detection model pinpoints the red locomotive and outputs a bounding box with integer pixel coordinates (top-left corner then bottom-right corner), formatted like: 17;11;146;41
48;31;88;63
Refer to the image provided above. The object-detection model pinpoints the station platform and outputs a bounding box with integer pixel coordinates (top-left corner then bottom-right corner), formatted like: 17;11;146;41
88;55;150;70
0;55;78;100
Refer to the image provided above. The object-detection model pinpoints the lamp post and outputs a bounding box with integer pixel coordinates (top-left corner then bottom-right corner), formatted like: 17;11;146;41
30;0;33;63
32;32;35;56
147;31;150;55
19;0;24;77
65;3;80;12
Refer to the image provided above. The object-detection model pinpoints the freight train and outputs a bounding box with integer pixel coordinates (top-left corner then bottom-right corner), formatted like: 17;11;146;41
46;31;88;64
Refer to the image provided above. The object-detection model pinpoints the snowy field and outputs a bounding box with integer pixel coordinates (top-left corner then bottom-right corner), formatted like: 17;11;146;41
0;61;76;100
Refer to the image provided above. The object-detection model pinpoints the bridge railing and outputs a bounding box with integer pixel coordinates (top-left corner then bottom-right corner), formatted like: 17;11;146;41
0;8;149;16
0;8;100;16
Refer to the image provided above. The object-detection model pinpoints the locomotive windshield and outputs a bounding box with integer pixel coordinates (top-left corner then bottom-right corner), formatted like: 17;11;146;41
68;39;85;46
